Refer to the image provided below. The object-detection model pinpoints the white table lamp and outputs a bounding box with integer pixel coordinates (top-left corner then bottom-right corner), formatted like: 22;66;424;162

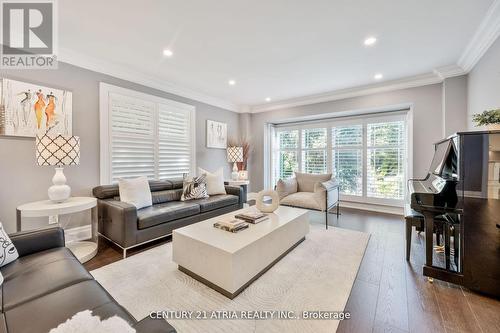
227;146;243;180
36;134;80;203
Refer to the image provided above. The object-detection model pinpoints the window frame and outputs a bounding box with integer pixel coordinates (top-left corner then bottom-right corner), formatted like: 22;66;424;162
99;83;196;184
271;112;409;207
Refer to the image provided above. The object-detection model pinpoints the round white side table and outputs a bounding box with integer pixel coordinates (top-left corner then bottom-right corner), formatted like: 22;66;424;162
16;197;98;263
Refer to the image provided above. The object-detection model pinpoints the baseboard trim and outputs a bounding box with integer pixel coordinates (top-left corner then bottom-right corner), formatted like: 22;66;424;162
65;225;92;243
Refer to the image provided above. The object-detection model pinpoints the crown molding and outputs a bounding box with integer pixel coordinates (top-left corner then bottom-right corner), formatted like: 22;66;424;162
250;72;443;113
57;48;239;112
433;64;467;79
458;0;500;72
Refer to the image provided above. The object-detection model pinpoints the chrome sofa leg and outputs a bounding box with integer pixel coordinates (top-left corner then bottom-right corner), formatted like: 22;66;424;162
123;248;127;259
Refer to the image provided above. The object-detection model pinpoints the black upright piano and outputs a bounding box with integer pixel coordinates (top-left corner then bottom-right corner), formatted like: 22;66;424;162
409;130;500;298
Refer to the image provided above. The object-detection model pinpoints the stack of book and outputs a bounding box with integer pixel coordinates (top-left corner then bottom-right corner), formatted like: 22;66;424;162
213;219;249;233
235;212;269;224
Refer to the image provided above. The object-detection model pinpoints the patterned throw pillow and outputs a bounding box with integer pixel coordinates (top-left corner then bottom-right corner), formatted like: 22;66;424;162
181;174;209;201
0;223;19;268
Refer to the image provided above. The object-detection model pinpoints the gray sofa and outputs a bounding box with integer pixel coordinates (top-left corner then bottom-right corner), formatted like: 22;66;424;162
1;227;175;333
93;179;243;257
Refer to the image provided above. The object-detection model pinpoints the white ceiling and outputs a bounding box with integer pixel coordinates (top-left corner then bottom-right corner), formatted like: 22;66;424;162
59;0;494;109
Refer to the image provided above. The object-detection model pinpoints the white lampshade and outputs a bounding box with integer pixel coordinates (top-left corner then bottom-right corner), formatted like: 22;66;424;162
227;146;243;163
36;134;80;166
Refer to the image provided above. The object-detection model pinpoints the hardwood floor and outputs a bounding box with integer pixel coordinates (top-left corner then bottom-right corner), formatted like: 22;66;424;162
84;208;500;333
331;209;500;333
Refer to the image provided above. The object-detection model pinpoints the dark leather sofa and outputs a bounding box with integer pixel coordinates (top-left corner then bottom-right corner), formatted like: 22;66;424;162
0;227;175;333
93;179;244;257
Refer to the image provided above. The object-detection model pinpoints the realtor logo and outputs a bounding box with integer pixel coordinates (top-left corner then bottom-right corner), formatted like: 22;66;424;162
1;0;58;69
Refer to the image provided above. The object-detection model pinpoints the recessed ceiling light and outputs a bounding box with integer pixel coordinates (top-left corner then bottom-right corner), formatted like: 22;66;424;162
364;37;377;46
265;97;271;102
163;49;173;57
374;73;383;80
228;79;236;86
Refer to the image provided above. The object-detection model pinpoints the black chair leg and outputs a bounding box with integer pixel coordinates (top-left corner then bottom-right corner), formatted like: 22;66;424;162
325;209;328;229
405;218;412;261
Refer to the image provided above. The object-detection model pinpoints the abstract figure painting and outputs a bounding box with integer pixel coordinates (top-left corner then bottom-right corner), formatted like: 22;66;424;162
0;79;72;137
206;120;227;149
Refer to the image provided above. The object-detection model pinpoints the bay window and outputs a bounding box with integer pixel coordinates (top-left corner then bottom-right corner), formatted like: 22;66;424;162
271;112;408;206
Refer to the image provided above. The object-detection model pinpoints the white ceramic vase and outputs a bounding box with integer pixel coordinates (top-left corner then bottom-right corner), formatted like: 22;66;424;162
48;167;71;203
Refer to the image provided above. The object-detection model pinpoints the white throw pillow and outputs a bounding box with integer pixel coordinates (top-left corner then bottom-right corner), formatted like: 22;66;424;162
0;222;19;267
198;167;226;195
118;177;153;210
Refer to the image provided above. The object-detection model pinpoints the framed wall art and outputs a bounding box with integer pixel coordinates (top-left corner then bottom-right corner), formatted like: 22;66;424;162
0;78;72;138
206;119;227;149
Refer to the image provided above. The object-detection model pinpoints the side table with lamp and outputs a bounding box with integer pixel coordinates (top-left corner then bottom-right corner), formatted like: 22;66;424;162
227;146;243;181
16;134;98;263
16;197;98;263
226;146;249;203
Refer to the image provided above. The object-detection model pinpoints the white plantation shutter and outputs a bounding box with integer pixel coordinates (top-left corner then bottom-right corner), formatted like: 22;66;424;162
158;103;192;179
279;130;299;149
332;125;363;196
301;128;327;174
366;121;406;199
274;130;299;182
110;93;155;182
302;150;327;174
100;84;195;184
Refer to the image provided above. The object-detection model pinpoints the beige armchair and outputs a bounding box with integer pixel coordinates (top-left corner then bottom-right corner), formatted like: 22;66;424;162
276;172;340;228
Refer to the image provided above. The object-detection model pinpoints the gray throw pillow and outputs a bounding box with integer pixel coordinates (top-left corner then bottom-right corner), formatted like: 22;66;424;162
181;174;209;201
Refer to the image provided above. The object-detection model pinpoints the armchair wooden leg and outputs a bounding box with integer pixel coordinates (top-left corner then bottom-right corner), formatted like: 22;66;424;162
336;203;340;217
325;209;328;229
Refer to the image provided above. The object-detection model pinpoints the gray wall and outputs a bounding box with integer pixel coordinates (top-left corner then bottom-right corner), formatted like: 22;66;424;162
248;84;446;192
443;75;468;137
0;62;239;233
467;36;500;130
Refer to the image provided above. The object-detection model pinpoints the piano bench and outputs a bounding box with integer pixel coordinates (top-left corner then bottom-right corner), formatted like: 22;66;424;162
404;206;445;261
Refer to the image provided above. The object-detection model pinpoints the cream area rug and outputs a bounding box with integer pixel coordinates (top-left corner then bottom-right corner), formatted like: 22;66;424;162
91;224;369;333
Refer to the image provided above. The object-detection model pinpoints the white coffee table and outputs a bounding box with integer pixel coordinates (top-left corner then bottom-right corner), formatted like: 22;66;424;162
172;206;309;299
